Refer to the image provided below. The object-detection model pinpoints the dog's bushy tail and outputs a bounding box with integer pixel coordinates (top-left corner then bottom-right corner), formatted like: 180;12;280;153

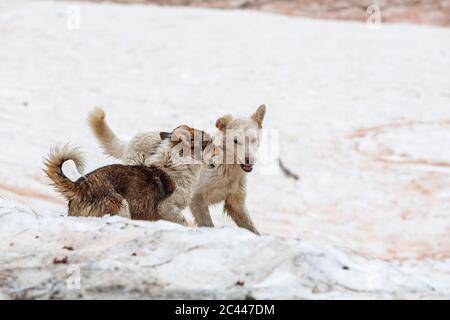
44;145;85;201
88;107;126;159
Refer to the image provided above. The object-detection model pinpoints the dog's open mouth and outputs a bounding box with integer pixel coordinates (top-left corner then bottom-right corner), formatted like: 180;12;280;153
240;164;253;173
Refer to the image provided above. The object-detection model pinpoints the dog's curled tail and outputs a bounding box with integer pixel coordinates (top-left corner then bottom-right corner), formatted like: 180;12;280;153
44;145;86;201
88;107;126;159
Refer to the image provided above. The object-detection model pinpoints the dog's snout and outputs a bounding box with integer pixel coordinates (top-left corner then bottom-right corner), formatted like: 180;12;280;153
245;157;250;164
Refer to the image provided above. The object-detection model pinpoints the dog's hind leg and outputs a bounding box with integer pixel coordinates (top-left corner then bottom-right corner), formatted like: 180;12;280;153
224;193;260;235
99;193;131;218
189;193;214;227
69;193;127;218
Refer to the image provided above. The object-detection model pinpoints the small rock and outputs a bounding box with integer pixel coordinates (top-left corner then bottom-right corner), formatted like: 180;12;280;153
53;256;68;264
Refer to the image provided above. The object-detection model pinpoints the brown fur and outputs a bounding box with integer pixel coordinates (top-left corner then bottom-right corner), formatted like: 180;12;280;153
44;146;175;220
215;115;233;131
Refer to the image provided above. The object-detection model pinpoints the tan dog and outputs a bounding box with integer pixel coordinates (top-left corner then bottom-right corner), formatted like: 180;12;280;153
88;105;266;234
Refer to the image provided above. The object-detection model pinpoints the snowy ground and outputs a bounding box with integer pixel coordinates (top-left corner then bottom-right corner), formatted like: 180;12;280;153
0;199;445;299
0;0;449;299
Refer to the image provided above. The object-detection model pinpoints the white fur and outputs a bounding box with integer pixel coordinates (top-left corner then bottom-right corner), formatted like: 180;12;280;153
144;139;202;225
190;107;265;235
117;200;131;219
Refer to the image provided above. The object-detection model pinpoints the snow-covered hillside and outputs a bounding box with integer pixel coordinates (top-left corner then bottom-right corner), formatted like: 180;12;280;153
0;0;449;298
0;199;445;299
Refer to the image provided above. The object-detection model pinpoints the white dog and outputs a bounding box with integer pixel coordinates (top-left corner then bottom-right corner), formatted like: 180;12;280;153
190;105;266;235
88;105;266;234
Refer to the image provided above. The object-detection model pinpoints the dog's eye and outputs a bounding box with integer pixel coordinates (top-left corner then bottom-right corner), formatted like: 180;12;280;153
234;138;238;144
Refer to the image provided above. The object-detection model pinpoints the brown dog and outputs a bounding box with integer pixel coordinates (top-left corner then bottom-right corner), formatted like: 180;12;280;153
44;145;175;220
44;124;217;223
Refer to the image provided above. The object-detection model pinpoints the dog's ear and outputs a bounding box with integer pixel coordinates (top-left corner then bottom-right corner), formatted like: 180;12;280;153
251;104;266;129
159;132;171;140
172;125;193;145
215;115;232;131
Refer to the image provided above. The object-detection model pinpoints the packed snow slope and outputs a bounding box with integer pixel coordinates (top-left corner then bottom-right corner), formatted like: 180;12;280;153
0;199;444;299
0;0;449;298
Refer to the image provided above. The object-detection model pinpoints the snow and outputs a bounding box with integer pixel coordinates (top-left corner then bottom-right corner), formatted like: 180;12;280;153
0;0;449;298
0;199;444;299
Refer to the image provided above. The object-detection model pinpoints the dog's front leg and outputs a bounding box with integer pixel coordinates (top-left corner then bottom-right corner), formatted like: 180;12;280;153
190;193;214;227
158;202;188;226
224;193;260;235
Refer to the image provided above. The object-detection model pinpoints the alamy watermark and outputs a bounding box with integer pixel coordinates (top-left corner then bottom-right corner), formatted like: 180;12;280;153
367;1;382;29
66;6;81;31
66;265;81;290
